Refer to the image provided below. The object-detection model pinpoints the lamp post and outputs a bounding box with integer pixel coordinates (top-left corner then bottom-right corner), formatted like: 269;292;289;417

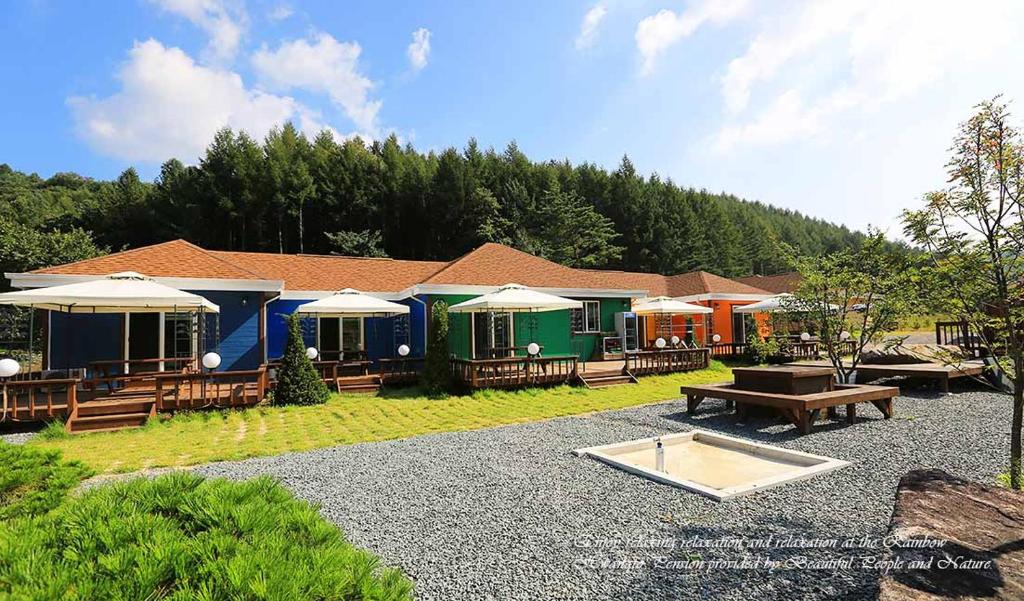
0;358;20;421
201;352;221;402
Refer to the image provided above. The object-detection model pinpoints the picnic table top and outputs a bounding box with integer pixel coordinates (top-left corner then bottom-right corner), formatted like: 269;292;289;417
732;365;835;378
786;360;985;377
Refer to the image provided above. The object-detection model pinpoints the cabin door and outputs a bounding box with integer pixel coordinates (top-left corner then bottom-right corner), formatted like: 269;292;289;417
126;313;160;372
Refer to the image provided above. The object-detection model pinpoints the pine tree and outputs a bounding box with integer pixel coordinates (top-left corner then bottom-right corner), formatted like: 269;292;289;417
423;300;450;395
274;314;329;406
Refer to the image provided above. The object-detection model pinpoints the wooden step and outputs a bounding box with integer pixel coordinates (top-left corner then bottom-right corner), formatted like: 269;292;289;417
67;412;150;433
76;398;155;417
335;375;381;394
578;371;638;389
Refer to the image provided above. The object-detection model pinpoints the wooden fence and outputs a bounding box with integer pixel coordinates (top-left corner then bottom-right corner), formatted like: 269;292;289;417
450;355;578;389
0;378;77;422
153;367;269;411
625;348;710;376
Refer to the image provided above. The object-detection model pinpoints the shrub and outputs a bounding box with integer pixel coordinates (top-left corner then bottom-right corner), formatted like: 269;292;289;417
423;300;450;395
745;335;781;365
0;442;91;520
0;472;413;599
274;313;330;406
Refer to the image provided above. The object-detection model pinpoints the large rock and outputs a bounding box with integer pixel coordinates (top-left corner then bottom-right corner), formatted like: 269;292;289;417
878;469;1024;601
861;344;965;365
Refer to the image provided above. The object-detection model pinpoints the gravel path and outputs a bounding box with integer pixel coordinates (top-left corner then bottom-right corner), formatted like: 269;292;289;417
195;390;1011;601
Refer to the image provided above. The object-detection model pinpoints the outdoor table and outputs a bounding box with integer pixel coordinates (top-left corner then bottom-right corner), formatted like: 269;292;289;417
732;365;835;395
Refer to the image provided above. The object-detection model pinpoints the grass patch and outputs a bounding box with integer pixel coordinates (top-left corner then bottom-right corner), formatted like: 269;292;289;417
31;362;734;474
0;472;412;599
0;442;91;520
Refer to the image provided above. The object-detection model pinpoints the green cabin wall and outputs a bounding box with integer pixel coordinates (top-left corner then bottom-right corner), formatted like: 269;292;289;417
428;293;632;361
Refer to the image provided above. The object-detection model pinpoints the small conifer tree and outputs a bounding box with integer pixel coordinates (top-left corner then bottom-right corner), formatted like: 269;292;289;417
275;313;329;405
423;300;450;395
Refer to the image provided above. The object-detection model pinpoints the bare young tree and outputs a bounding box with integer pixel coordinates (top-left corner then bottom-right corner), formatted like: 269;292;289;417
788;231;919;385
904;97;1024;489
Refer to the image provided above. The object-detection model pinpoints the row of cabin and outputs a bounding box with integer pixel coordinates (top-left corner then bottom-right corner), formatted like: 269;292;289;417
5;240;797;373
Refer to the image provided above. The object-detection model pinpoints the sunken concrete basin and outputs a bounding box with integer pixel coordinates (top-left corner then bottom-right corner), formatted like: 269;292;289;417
574;430;849;501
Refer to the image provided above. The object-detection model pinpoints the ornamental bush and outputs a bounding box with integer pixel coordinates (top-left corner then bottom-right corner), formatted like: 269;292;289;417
0;472;413;600
423;300;450;395
0;441;91;520
274;313;329;406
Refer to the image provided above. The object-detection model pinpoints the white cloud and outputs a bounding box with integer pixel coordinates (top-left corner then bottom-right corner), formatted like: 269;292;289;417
574;4;607;50
149;0;245;63
68;39;329;162
251;32;381;136
407;28;431;71
713;0;1020;153
635;0;748;75
267;4;293;21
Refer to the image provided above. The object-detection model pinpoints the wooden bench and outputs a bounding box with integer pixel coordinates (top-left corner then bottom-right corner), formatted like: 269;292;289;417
787;360;986;393
679;382;899;435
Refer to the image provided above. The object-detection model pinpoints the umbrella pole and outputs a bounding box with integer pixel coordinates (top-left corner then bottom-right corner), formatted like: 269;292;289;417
28;305;34;379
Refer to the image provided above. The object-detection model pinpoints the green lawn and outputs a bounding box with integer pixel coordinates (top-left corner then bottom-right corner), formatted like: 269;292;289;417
31;362;733;474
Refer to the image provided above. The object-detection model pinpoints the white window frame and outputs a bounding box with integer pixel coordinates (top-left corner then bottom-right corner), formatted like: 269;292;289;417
573;300;601;334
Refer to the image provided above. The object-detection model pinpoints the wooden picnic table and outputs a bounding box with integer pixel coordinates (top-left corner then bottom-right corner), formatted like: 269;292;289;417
733;365;835;395
786;360;986;393
679;382;899;435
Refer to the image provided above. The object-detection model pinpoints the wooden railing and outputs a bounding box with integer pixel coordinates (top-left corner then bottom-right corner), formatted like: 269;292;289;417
0;378;77;422
626;348;710;375
89;357;195;377
154;367;268;412
710;342;748;358
935;320;985;357
266;360;371;389
379;357;424;384
450;355;578;389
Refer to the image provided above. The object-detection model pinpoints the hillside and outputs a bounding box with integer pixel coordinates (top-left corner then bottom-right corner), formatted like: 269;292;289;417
1;126;867;278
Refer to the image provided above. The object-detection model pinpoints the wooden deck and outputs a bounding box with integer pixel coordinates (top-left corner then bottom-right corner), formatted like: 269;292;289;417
789;360;986;392
680;382;899;434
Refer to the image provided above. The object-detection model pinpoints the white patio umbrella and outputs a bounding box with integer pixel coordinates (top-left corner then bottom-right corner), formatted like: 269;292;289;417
0;272;219;375
447;283;583;313
0;272;219;313
733;293;830;314
632;296;712;315
294;288;410;318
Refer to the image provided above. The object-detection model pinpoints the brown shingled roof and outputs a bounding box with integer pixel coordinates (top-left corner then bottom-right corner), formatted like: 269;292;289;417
736;272;801;294
422;243;635;290
34;239;267;281
28;240;773;297
213;251;448;292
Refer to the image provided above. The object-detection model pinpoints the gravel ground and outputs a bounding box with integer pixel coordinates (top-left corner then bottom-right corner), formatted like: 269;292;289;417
0;426;40;445
193;389;1010;601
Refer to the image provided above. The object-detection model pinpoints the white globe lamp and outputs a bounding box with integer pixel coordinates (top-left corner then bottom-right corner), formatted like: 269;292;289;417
305;347;319;360
397;344;411;357
800;332;811;342
670;336;680;346
840;330;851;341
0;358;21;378
655;337;667;349
712;334;722;343
201;352;222;370
527;342;541;356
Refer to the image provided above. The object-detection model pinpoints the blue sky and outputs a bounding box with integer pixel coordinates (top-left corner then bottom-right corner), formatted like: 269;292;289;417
3;0;1024;235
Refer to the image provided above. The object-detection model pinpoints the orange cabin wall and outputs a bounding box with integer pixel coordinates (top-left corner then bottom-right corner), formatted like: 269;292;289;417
637;299;772;347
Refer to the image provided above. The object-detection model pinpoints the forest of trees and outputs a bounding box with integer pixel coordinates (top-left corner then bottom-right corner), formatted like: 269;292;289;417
1;123;871;280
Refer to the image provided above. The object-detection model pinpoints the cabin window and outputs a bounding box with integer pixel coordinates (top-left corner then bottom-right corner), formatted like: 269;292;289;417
472;312;512;358
341;317;363;353
164;312;195;359
572;301;601;334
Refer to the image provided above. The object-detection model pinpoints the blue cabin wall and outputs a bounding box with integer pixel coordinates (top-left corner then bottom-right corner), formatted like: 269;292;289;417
199;290;262;370
46;290;263;372
265;296;427;361
48;313;121;372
